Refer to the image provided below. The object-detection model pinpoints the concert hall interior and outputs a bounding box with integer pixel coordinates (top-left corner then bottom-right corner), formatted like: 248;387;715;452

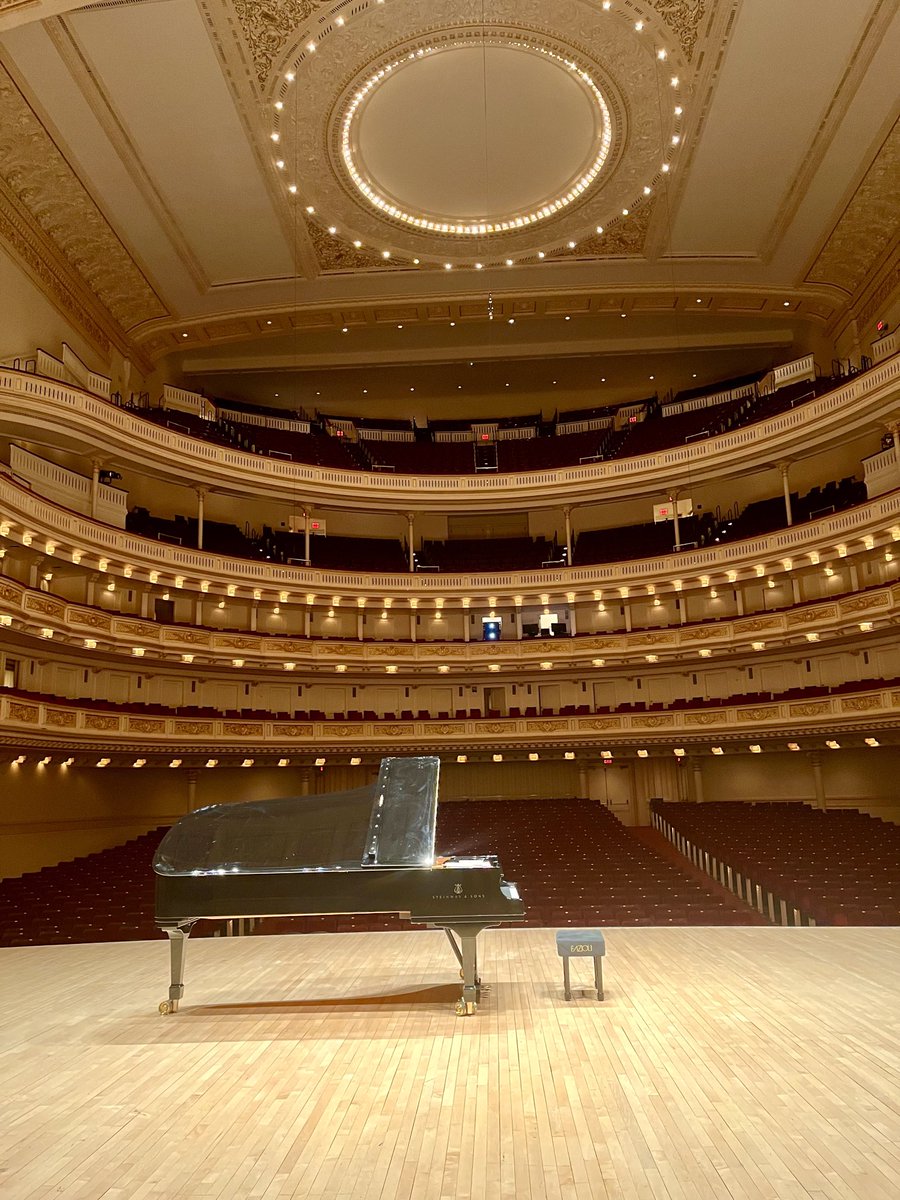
1;0;900;1197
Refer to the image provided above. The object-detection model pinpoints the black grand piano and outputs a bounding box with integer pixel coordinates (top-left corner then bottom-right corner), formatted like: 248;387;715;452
153;755;524;1015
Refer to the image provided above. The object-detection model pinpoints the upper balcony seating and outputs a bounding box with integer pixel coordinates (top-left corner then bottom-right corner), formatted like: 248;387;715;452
419;536;557;573
127;365;846;477
651;800;900;926
275;530;409;572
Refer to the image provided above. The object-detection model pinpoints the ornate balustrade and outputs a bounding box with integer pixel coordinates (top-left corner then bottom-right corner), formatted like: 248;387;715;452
2;683;898;755
1;573;896;669
2;470;900;607
1;352;898;513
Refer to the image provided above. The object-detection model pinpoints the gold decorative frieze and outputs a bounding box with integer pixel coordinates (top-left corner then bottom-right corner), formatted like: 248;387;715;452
736;706;779;721
272;723;314;737
8;702;39;723
173;720;213;735
23;594;65;618
733;616;781;635
0;64;166;332
684;712;721;725
840;592;891;614
69;611;113;630
83;714;120;730
786;605;837;625
789;702;832;718
476;722;506;734
648;0;706;61
840;695;882;712
115;619;158;638
44;709;76;727
578;718;623;730
223;722;264;736
128;717;165;732
162;629;209;644
529;720;569;732
633;714;675;728
384;723;416;736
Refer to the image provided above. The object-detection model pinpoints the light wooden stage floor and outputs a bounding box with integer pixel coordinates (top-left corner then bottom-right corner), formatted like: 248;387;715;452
2;927;900;1200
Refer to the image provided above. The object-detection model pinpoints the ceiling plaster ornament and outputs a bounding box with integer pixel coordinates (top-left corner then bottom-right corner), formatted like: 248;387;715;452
0;64;167;332
306;216;411;272
234;0;332;86
549;201;654;258
646;0;706;62
806;116;900;297
276;0;679;263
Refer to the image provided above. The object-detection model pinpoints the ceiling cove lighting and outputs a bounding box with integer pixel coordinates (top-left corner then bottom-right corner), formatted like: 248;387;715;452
338;38;613;236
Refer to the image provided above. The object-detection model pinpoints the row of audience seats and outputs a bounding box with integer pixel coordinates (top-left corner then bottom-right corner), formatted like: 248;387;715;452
651;800;900;925
0;801;764;946
5;674;896;725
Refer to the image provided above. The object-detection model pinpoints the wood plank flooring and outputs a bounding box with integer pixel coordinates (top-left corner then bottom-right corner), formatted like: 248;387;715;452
2;927;900;1200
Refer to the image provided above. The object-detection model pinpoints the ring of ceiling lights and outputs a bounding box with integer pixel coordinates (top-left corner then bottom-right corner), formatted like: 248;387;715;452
337;34;613;237
271;0;684;264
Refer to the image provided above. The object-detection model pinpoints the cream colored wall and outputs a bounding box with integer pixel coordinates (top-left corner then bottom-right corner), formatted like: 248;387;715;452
0;763;185;878
0;245;105;374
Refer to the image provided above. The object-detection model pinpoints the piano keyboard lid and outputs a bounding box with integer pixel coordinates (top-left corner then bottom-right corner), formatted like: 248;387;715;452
153;755;440;877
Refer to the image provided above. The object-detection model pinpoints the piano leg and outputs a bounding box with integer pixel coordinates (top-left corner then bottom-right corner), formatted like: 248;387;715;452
442;927;481;1015
159;923;193;1014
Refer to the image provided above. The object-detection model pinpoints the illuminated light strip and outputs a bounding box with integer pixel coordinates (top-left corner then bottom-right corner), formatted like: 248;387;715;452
337;38;614;236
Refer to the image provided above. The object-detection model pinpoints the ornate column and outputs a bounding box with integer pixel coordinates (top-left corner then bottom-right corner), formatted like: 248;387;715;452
462;599;471;643
670;493;681;550
566;592;577;636
409;599;417;642
563;506;573;563
407;512;416;572
90;459;101;519
779;462;793;526
304;510;311;564
195;487;207;550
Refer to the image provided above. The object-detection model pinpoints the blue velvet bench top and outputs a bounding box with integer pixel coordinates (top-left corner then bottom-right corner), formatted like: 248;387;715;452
556;929;606;1001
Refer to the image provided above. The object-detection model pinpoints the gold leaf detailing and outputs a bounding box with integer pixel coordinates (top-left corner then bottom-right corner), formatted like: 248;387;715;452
45;708;76;727
840;695;881;712
128;717;165;732
8;702;39;722
0;65;166;330
789;702;831;718
807;117;900;295
84;714;120;730
69;610;113;630
736;706;780;721
173;720;213;735
647;0;706;61
24;594;65;617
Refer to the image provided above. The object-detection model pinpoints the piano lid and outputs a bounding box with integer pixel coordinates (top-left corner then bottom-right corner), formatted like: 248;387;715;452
153;755;440;877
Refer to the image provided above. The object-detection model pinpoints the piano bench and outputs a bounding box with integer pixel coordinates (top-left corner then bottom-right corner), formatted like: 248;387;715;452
556;929;605;1001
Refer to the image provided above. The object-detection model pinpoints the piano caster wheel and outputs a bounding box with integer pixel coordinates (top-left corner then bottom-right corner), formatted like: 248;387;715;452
158;1000;174;1015
455;999;477;1016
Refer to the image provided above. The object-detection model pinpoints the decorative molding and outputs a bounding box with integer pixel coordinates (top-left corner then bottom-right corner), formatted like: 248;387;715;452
806;117;900;297
0;59;167;332
233;0;330;86
647;0;706;62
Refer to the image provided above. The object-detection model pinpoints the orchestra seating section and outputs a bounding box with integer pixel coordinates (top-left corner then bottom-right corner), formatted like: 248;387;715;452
124;473;864;573
0;828;170;946
4;673;897;724
651;800;900;925
129;366;841;478
0;802;764;946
